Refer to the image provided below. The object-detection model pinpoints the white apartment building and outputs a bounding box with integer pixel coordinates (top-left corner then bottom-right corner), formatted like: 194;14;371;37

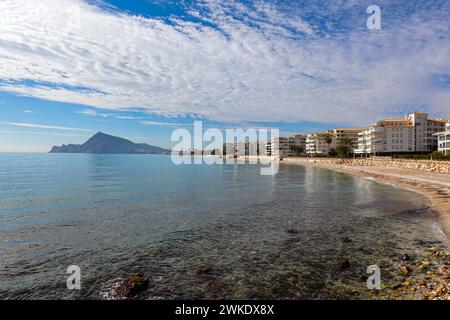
355;126;384;155
306;132;334;155
408;112;447;152
271;136;290;157
435;123;450;155
356;112;447;155
356;119;414;154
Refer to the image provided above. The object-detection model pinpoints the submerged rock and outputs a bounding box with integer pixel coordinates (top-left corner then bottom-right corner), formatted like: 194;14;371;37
335;258;350;270
116;273;149;298
204;279;219;292
340;236;352;243
195;267;212;276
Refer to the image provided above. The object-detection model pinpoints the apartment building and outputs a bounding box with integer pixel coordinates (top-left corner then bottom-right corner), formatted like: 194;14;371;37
222;143;237;156
355;126;384;155
408;112;447;152
435;123;450;155
356;112;447;155
356;118;415;155
288;134;306;156
270;136;290;157
306;128;360;156
306;132;334;155
331;128;361;149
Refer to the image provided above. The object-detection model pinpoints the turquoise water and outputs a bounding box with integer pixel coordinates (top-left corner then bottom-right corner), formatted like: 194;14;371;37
0;154;447;299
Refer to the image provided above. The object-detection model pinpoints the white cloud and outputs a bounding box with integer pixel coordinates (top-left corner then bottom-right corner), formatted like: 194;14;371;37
77;109;111;117
0;0;449;126
0;121;91;131
116;115;142;120
24;110;36;114
141;120;189;127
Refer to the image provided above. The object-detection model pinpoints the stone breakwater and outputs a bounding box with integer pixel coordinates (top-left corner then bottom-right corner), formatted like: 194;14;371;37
285;158;450;174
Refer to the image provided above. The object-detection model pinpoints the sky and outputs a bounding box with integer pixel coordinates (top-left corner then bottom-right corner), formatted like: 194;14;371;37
0;0;449;152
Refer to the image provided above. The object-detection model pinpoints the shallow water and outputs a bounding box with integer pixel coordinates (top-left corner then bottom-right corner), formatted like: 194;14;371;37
0;154;447;299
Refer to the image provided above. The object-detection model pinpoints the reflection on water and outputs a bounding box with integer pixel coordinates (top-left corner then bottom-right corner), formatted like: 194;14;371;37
0;154;447;299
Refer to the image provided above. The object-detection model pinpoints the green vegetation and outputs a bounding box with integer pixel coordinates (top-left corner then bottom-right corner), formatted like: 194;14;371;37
289;145;305;156
328;148;338;157
431;151;450;160
392;152;450;161
336;137;354;158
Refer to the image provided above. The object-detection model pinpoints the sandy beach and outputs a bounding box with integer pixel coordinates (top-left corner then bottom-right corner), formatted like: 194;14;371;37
283;158;450;239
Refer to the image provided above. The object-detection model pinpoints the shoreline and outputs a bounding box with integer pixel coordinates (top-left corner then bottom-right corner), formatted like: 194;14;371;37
282;157;450;300
282;157;450;239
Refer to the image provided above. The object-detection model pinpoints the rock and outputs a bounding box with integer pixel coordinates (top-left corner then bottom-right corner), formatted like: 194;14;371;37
421;260;431;266
116;273;149;297
392;283;403;290
335;258;350;270
286;229;299;234
435;284;445;294
340;236;352;243
151;250;161;257
402;280;412;287
204;279;219;292
195;267;212;276
401;254;410;261
400;265;412;276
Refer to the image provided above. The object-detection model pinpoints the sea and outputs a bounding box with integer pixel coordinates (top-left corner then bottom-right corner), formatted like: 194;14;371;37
0;153;448;299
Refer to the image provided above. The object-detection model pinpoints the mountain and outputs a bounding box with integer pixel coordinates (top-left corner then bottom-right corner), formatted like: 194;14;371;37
49;132;170;154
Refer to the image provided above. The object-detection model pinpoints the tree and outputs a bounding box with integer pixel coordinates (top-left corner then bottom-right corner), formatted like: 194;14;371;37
289;145;305;156
336;137;354;158
328;148;338;157
324;134;334;156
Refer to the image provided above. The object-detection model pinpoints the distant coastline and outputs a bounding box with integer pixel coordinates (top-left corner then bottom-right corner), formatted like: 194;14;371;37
49;132;170;155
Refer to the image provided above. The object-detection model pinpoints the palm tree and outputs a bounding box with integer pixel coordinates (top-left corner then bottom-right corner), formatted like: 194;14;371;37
324;134;333;156
336;137;354;158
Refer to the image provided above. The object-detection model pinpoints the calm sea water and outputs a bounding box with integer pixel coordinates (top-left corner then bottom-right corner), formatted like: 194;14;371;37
0;153;447;299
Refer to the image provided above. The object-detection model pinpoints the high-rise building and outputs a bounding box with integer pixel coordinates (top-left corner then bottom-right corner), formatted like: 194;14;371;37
356;112;447;155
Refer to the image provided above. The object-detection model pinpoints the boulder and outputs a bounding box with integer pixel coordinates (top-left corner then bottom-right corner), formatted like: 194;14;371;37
336;258;350;270
116;273;149;297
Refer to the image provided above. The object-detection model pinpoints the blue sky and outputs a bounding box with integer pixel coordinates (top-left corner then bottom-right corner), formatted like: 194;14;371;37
0;0;449;152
